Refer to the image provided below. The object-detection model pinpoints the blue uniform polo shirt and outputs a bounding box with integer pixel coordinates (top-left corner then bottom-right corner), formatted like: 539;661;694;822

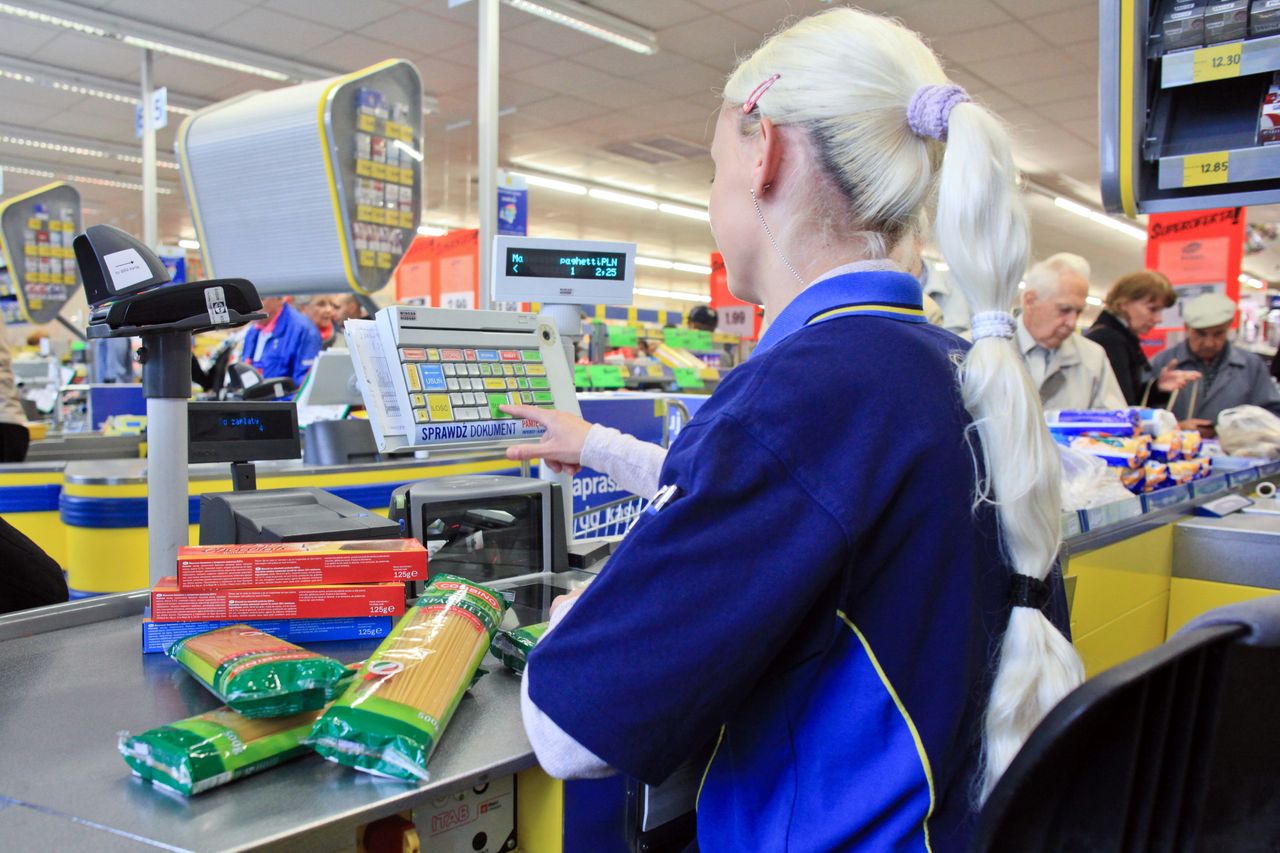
241;301;321;387
526;270;1069;851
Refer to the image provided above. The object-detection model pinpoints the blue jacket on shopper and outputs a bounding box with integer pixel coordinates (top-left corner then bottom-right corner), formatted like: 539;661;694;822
241;302;321;388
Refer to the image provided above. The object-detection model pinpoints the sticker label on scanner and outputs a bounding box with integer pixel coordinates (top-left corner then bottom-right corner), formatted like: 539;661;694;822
102;248;152;290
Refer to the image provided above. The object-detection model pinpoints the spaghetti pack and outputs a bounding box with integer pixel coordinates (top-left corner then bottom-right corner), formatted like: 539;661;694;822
167;625;351;718
491;622;549;675
120;705;326;796
175;539;428;591
308;574;507;781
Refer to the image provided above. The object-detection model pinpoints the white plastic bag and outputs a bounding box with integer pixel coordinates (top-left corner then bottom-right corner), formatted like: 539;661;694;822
1216;406;1280;460
1058;444;1136;510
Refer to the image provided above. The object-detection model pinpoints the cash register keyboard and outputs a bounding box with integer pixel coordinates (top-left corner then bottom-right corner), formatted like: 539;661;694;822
398;345;556;425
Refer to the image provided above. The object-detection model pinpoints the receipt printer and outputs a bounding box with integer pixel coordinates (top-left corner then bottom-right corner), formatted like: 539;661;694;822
390;475;569;583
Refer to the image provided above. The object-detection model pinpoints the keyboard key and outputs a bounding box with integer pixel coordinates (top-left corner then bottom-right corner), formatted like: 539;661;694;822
477;350;500;362
467;378;482;391
463;392;477;405
514;365;526;376
464;350;477;361
506;378;518;390
525;364;547;376
441;348;463;361
446;378;460;391
403;364;422;391
427;394;454;422
502;364;514;376
487;392;512;419
532;391;554;404
442;363;456;376
413;408;429;423
426;349;440;362
521;350;542;362
484;378;507;390
517;378;530;390
410;393;425;407
417;364;447;391
400;348;426;362
530;377;550;390
450;393;465;405
467;364;480;376
520;392;534;404
500;350;521;361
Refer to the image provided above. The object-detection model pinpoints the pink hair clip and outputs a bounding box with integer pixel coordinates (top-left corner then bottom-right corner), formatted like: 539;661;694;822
742;73;781;114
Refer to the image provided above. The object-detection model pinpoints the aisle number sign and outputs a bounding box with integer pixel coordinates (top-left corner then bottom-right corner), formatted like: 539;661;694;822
1190;43;1243;83
1183;151;1231;187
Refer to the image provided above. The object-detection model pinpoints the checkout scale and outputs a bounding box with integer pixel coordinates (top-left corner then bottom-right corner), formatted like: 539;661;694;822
0;228;696;852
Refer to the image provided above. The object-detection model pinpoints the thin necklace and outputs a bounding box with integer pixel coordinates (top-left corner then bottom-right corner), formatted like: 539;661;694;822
750;188;806;287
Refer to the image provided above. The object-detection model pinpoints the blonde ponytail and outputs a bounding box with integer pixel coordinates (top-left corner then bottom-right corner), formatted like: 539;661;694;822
934;103;1086;800
725;6;1085;804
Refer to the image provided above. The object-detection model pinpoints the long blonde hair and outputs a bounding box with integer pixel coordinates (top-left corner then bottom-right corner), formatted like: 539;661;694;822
724;8;1084;801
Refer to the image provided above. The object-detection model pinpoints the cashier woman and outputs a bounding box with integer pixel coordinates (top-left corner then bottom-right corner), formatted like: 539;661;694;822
502;8;1081;851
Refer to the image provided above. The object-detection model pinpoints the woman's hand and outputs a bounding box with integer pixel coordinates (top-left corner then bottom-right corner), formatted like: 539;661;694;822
1156;361;1201;393
500;404;593;475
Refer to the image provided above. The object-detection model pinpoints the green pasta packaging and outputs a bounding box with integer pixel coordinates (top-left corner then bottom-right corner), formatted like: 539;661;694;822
307;574;507;781
119;706;323;796
167;624;350;718
491;621;549;675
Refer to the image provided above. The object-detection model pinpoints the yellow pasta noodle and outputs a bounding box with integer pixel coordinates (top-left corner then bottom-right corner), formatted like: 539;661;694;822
307;574;507;780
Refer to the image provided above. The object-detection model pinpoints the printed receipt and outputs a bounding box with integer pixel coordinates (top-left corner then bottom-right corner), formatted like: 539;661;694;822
344;318;406;439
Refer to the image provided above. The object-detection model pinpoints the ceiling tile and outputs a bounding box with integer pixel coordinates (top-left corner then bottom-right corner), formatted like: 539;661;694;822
892;0;1012;36
1024;5;1099;46
993;0;1093;20
720;0;844;33
655;15;762;67
574;44;674;78
501;19;613;58
1035;95;1098;123
150;55;246;99
0;18;62;57
627;59;725;100
1003;70;1096;105
358;7;473;54
963;49;1090;93
306;33;404;72
103;0;254;32
262;0;401;31
21;33;142;83
211;7;344;57
584;0;707;30
930;21;1048;65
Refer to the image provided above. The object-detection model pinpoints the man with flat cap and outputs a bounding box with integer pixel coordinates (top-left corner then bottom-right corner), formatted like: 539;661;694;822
1151;293;1280;436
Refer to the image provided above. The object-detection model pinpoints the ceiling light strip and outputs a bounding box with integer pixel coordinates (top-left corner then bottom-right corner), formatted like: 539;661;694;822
634;286;711;303
1052;196;1148;241
503;0;658;55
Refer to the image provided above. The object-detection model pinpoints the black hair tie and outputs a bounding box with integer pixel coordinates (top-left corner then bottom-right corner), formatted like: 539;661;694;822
1010;574;1051;611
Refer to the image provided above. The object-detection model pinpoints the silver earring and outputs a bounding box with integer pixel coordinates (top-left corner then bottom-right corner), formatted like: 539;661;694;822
750;188;805;287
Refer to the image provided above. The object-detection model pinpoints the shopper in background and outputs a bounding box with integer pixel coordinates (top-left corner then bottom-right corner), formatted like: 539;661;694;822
1085;270;1199;405
239;296;321;387
0;314;30;463
297;294;345;350
1151;293;1280;435
1017;253;1126;410
685;304;718;332
514;9;1081;851
0;513;68;614
335;294;369;325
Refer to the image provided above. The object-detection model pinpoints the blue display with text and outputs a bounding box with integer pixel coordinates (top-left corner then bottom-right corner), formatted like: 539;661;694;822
506;248;626;280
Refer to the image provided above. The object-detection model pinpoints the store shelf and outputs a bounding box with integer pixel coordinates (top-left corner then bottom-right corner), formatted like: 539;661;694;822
1161;36;1280;89
1157;143;1280;189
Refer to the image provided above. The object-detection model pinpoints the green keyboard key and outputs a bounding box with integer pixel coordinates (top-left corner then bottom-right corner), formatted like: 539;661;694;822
521;350;542;362
532;391;554;403
530;377;550;390
488;392;513;419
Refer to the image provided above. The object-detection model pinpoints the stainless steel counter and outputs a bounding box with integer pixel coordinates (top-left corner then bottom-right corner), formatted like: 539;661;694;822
1173;512;1280;589
0;574;593;852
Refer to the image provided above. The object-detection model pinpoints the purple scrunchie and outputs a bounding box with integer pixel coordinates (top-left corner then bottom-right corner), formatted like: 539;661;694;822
906;83;971;142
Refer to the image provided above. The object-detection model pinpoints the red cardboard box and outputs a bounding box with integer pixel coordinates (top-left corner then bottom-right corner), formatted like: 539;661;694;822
176;539;428;591
150;576;405;622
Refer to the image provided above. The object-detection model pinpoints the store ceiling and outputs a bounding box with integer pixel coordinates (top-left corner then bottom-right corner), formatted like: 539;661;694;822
0;0;1271;306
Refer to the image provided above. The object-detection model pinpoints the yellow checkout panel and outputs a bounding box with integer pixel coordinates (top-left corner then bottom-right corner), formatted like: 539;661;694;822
51;452;519;595
1062;467;1280;678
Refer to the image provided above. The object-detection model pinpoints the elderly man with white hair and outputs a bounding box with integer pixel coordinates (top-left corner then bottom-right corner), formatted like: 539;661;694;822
1016;252;1126;411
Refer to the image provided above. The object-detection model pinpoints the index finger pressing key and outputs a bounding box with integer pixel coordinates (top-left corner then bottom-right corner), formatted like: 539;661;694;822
501;403;548;422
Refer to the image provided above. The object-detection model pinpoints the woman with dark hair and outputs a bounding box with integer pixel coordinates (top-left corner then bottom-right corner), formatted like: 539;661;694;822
1086;270;1199;406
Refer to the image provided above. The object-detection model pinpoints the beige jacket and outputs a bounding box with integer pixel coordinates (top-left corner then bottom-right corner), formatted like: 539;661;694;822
1017;318;1126;412
0;329;26;426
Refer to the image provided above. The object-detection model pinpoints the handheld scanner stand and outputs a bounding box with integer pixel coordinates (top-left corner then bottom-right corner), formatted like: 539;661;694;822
75;224;265;338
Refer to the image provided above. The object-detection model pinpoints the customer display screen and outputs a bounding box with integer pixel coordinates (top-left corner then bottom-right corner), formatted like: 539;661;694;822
190;408;296;443
187;402;301;463
505;247;626;280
